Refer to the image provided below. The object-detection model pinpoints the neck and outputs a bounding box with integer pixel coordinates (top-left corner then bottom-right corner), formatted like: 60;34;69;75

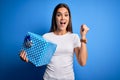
54;30;67;35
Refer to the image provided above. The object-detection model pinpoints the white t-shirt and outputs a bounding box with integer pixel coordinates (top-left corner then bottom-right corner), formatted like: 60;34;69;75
43;32;81;80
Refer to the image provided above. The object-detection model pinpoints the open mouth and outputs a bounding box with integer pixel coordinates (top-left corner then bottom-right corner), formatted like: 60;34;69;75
60;22;66;25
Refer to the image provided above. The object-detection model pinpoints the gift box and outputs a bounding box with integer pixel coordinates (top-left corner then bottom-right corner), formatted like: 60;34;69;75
21;32;57;67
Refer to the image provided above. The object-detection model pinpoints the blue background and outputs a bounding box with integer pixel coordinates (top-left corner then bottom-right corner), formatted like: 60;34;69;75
1;0;120;80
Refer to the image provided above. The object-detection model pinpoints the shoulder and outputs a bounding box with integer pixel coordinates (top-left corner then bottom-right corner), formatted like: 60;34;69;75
42;32;52;36
42;32;53;39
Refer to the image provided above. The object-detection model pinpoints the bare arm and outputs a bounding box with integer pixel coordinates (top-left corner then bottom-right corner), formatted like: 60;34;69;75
75;42;88;66
74;24;89;66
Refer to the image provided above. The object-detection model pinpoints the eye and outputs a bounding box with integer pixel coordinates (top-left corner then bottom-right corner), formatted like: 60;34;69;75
56;13;61;17
65;14;69;17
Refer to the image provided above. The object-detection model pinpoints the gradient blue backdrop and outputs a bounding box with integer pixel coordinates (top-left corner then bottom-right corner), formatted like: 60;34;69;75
1;0;120;80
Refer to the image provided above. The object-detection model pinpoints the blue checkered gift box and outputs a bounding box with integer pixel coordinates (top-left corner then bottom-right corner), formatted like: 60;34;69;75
22;32;57;67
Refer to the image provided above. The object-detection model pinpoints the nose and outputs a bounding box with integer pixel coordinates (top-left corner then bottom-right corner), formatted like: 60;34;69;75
61;15;65;20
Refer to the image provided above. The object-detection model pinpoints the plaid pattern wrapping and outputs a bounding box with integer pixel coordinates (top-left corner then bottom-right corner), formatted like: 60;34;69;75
22;32;57;67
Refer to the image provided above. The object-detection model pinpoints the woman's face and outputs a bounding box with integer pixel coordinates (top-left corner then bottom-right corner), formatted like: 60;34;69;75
56;7;69;32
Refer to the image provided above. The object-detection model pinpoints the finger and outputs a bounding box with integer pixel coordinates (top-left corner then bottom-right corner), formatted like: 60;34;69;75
86;27;90;33
20;51;25;60
24;53;28;62
85;26;89;31
80;25;84;32
20;52;25;61
83;24;89;32
26;58;28;62
19;50;23;56
20;50;24;58
23;51;27;61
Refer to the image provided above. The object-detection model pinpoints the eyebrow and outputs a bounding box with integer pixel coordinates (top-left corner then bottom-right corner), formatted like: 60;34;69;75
57;12;69;14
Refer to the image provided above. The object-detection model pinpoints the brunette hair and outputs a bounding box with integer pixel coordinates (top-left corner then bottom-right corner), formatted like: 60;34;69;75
50;3;73;33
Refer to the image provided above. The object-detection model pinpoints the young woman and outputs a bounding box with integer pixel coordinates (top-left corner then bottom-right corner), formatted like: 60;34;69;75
20;3;89;80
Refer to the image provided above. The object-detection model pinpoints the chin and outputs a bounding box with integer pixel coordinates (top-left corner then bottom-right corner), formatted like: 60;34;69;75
59;26;67;31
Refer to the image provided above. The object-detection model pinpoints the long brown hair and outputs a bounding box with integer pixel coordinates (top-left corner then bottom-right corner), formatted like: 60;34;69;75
50;3;73;33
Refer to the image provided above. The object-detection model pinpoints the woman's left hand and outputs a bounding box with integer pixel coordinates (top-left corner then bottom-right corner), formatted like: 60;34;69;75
80;24;89;39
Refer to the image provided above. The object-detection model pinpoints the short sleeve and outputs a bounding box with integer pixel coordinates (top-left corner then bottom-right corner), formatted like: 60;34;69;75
42;34;47;39
42;32;53;42
74;34;81;48
42;33;50;40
